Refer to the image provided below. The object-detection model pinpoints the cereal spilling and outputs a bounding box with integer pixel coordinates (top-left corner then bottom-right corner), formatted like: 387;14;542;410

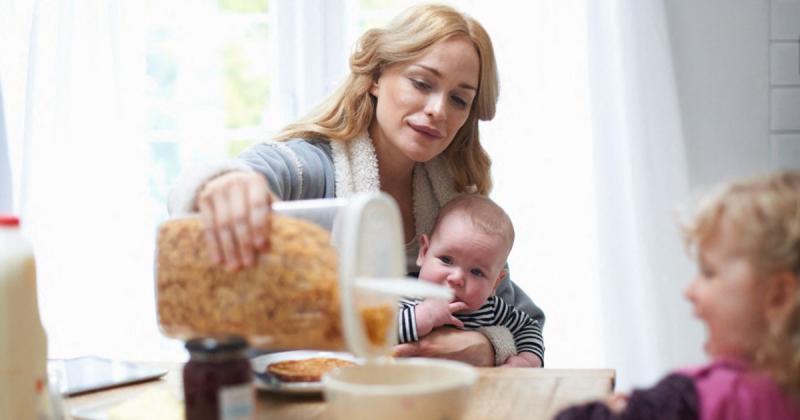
156;215;344;350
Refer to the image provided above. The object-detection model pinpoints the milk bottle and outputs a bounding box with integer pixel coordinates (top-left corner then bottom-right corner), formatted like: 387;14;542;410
0;215;50;419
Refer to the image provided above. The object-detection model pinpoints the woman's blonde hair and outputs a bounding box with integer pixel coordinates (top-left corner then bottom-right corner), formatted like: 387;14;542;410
682;171;800;393
274;4;498;194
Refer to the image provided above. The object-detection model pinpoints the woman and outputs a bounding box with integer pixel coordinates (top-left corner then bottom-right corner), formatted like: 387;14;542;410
169;4;544;367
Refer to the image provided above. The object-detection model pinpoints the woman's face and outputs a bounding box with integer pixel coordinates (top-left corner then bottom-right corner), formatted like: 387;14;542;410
684;217;769;361
369;36;480;166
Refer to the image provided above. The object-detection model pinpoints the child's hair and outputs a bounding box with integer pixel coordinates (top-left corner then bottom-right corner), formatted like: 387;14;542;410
682;170;800;393
432;194;515;252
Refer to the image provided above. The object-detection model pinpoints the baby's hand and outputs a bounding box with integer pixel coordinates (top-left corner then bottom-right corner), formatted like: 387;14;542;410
414;299;468;337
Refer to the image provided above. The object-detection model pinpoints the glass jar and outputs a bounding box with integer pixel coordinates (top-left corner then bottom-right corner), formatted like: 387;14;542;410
182;336;254;420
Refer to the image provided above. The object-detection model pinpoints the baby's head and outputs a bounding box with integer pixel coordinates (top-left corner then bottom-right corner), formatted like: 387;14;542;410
682;171;800;390
417;194;514;311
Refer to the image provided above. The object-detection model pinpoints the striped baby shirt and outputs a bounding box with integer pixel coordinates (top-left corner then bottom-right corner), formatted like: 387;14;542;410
397;295;544;363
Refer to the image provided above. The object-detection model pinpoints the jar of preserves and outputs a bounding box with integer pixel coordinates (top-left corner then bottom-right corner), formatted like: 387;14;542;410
182;336;254;420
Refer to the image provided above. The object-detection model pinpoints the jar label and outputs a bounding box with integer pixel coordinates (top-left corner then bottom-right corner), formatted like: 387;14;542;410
218;383;254;420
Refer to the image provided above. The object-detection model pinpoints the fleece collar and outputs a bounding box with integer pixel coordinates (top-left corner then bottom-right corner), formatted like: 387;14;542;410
329;132;459;237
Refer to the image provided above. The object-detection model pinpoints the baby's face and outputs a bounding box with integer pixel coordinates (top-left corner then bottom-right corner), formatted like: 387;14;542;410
684;217;769;360
416;214;509;312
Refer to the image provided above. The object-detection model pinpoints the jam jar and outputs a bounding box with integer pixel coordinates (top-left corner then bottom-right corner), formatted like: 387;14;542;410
183;336;254;420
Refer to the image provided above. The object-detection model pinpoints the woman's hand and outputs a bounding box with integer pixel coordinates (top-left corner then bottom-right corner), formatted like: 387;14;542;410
393;327;495;367
196;171;272;271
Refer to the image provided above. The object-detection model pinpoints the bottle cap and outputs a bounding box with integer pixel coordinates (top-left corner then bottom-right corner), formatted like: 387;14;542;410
0;215;20;226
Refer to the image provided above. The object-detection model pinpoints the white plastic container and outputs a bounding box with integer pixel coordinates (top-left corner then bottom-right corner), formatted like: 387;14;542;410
0;215;50;419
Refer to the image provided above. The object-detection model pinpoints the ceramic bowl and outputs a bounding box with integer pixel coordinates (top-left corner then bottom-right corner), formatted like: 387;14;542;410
322;358;478;420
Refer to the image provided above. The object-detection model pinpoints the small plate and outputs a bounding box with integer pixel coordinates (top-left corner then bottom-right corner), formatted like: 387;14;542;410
250;350;360;394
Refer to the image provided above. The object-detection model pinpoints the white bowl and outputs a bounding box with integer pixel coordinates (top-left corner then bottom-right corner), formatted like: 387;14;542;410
322;358;478;420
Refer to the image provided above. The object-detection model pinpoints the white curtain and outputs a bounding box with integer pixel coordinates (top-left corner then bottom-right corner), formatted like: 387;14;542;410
7;0;183;361
461;0;605;371
0;84;11;213
0;0;36;214
273;0;348;123
587;0;705;390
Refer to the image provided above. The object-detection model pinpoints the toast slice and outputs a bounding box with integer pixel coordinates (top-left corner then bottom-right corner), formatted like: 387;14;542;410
267;357;357;382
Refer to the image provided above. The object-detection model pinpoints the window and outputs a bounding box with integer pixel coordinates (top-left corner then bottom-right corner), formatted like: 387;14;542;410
146;0;275;215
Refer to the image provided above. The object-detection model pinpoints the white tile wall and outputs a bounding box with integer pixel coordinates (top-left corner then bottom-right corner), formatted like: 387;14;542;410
771;88;800;130
770;43;800;85
770;0;800;168
770;0;800;40
771;134;800;169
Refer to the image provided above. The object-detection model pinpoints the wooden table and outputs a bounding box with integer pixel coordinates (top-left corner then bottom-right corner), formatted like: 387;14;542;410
66;364;615;420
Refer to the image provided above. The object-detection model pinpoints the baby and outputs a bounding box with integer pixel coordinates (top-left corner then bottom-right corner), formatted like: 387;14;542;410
557;171;800;419
397;194;544;367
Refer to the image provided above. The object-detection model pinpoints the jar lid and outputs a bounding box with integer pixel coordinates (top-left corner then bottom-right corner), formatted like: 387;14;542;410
0;215;20;226
185;336;248;354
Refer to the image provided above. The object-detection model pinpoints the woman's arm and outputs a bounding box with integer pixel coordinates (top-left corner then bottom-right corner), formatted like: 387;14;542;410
393;327;496;367
492;266;545;364
490;296;544;366
167;139;336;269
168;139;335;215
237;139;335;200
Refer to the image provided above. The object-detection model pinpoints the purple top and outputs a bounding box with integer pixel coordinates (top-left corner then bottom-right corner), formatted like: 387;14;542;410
555;359;800;420
679;358;800;420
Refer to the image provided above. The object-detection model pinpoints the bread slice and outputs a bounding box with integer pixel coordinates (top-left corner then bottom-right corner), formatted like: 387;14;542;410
267;357;357;382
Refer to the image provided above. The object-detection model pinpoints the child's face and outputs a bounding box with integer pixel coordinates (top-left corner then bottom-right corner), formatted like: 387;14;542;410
416;212;509;312
684;217;769;361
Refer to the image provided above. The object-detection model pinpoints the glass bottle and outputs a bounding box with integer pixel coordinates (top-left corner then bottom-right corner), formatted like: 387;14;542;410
182;336;254;420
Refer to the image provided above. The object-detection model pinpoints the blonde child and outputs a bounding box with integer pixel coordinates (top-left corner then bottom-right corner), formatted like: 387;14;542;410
557;171;800;419
395;195;544;367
